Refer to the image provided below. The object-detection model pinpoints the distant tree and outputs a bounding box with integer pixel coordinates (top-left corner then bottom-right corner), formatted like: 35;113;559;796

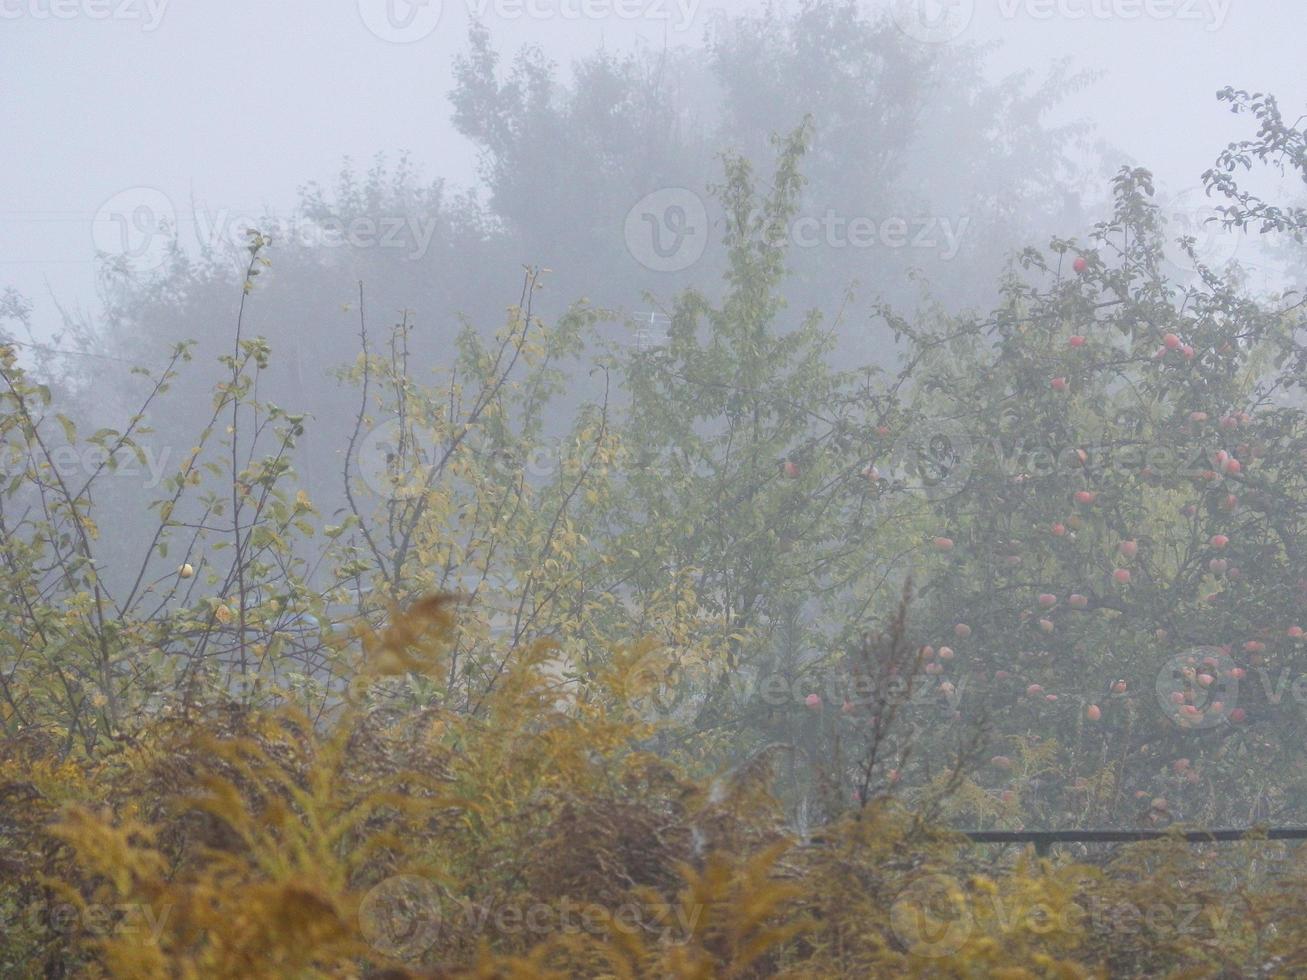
450;0;1102;360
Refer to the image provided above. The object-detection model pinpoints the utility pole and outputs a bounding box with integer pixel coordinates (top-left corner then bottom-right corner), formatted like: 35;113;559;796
631;310;670;352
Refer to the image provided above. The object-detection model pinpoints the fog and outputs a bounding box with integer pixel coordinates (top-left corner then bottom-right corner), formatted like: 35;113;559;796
4;3;1307;976
5;1;1304;339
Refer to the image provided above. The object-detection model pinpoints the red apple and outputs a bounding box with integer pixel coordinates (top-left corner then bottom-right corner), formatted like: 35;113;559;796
954;623;972;639
1051;376;1069;392
1210;534;1229;549
1051;522;1067;537
1073;256;1088;273
805;693;822;708
1069;335;1086;347
1038;593;1057;608
1086;704;1102;721
1228;707;1246;723
1074;491;1097;505
1118;540;1138;559
783;460;800;478
933;536;954;551
1163;333;1181;349
1113;568;1131;584
1025;684;1044;696
1069;594;1089;609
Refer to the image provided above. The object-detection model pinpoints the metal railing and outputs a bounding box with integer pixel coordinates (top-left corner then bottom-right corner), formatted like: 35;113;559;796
960;827;1307;857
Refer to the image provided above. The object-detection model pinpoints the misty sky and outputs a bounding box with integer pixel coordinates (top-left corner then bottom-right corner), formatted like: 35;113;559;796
3;0;1305;341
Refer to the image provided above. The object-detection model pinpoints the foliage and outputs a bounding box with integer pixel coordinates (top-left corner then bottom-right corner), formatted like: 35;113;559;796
3;88;1307;978
6;593;1302;978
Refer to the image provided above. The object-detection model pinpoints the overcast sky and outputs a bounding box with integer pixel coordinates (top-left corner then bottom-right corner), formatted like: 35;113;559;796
3;0;1305;340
